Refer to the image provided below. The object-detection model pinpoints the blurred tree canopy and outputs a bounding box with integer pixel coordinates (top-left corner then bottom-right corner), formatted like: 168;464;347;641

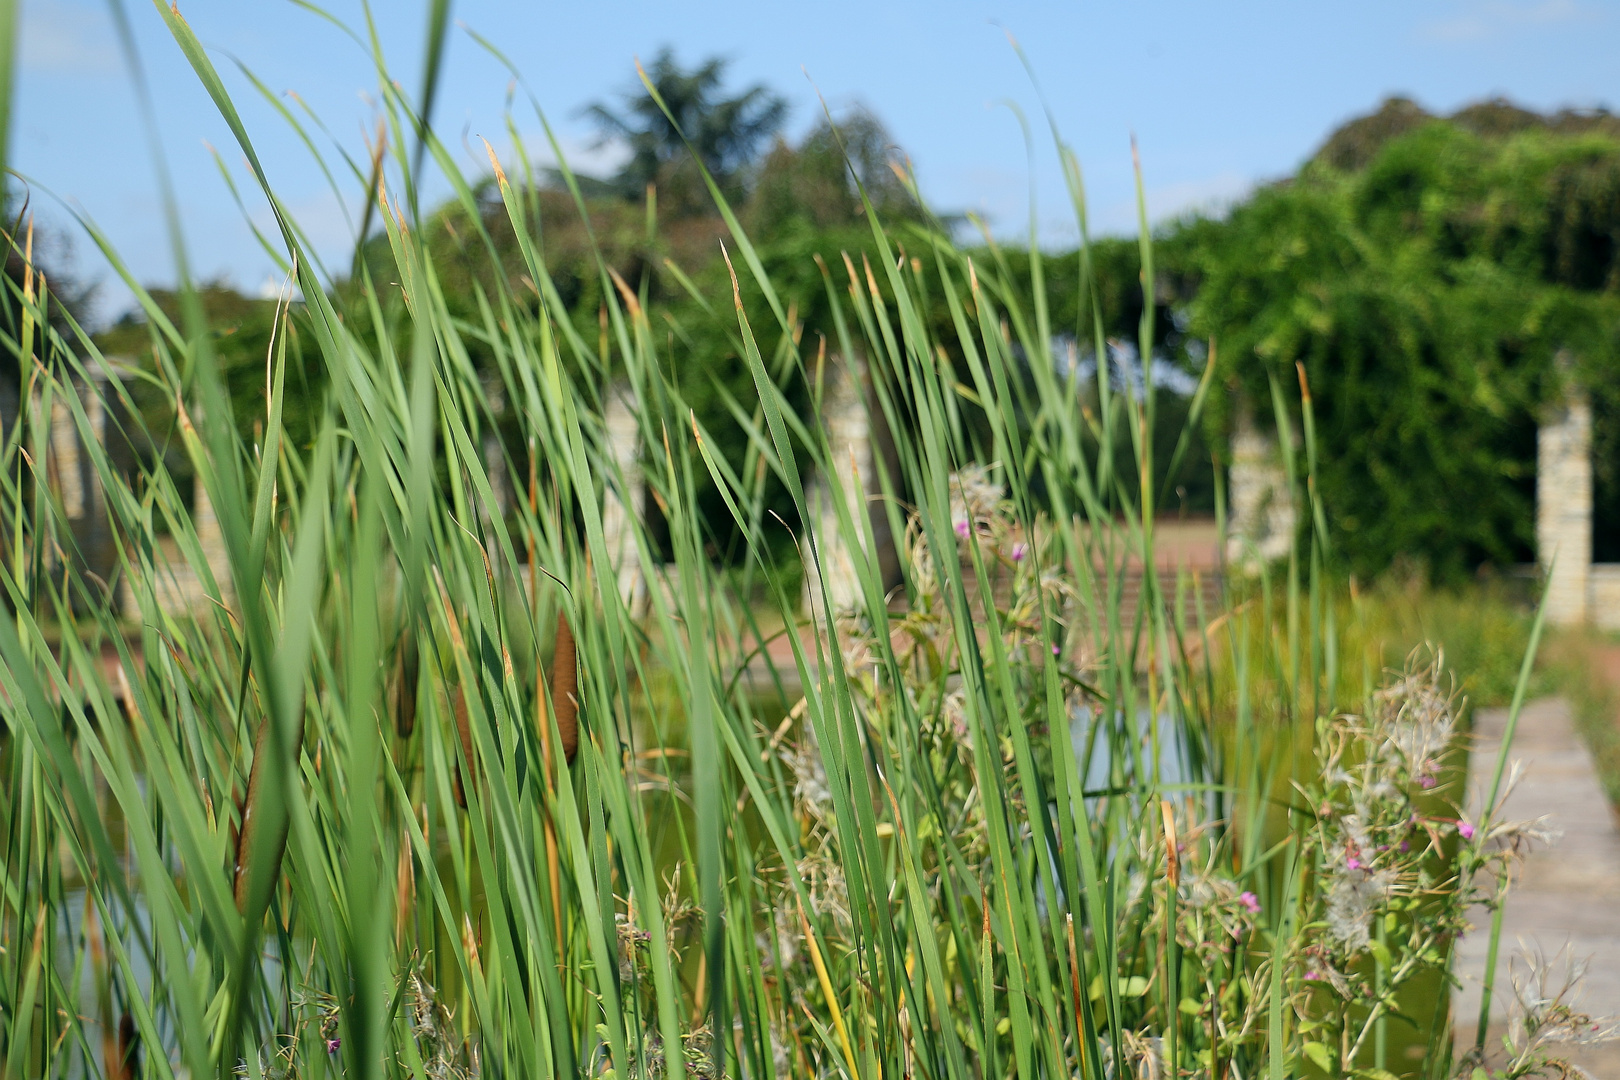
1;208;99;434
95;283;318;506
582;47;789;216
87;71;1620;582
345;62;932;563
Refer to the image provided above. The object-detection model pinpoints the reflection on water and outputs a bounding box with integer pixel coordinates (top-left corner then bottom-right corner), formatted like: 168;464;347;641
1069;705;1201;796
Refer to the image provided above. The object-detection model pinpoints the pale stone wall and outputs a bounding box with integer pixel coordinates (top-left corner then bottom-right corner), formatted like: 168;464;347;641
120;471;238;618
1225;402;1295;572
480;375;512;523
49;396;86;519
599;379;645;610
1536;391;1592;626
803;355;873;617
1590;565;1620;631
49;374;124;609
189;406;235;605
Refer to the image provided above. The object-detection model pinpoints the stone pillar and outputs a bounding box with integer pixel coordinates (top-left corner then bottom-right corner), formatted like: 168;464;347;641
1225;400;1296;572
599;379;645;609
479;375;513;579
79;369;121;606
1536;382;1591;626
49;394;86;520
194;471;223;553
190;401;235;609
480;376;513;522
803;355;873;617
48;374;120;609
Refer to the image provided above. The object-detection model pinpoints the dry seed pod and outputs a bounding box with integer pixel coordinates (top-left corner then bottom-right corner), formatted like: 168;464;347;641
394;632;420;738
232;720;272;911
550;612;578;765
232;712;305;913
112;1012;137;1080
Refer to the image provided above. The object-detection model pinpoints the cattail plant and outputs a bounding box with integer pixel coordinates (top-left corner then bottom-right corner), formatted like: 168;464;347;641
0;6;1576;1080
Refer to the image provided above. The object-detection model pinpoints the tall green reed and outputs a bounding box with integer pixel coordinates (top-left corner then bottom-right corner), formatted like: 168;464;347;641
0;6;1555;1080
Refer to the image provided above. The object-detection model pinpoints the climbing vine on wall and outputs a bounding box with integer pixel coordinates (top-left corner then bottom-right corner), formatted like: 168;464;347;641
1177;99;1620;579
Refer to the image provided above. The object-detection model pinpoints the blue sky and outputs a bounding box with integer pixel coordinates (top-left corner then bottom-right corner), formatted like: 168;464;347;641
15;0;1620;323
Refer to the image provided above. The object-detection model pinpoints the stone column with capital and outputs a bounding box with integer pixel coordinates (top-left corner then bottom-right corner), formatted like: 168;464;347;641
48;372;123;610
1537;381;1592;626
599;379;646;610
803;355;875;618
1225;400;1296;573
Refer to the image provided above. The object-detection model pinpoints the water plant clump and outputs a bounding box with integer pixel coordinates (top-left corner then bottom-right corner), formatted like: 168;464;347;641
0;7;1610;1080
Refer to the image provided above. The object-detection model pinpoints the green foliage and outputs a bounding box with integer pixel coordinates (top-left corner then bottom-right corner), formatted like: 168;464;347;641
97;281;323;452
746;106;919;237
1179;101;1620;579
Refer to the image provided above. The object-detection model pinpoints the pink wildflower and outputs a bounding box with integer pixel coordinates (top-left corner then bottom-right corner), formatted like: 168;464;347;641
1237;891;1261;914
954;520;971;539
327;1038;342;1055
1457;820;1475;840
1011;542;1028;562
1418;774;1437;789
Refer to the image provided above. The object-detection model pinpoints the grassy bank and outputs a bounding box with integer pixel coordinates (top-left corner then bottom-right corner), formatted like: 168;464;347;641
1546;632;1620;815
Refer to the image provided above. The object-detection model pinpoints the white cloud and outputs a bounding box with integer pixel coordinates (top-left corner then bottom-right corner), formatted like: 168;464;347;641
256;273;304;303
21;0;118;75
1420;0;1592;43
1147;170;1254;222
1095;170;1253;234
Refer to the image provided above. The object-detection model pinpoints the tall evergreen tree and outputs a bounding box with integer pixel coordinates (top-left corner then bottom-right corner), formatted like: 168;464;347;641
582;48;788;215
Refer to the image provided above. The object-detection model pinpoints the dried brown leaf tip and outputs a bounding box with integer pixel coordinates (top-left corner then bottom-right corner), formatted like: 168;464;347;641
720;242;744;311
1160;799;1180;889
608;268;643;320
481;137;508;188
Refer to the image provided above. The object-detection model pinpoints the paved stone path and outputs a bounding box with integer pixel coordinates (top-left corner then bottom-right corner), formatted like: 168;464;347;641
1453;697;1620;1076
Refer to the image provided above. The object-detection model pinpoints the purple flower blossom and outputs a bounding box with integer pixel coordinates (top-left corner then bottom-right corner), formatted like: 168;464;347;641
1237;891;1261;914
1010;542;1027;562
954;519;971;540
1399;840;1410;852
1051;643;1061;657
327;1038;342;1055
1457;820;1475;840
1346;855;1366;871
1418;774;1437;789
